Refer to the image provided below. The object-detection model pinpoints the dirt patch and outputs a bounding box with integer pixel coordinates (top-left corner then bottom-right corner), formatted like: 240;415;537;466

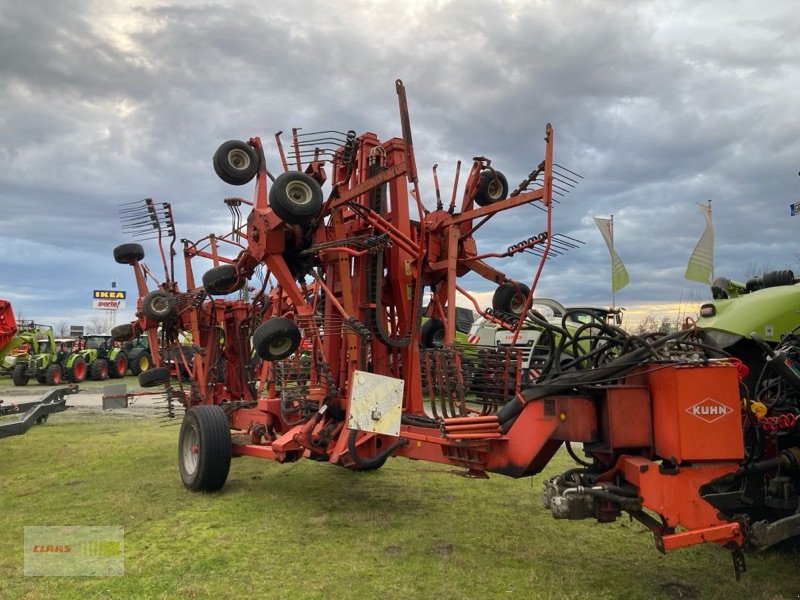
661;581;700;600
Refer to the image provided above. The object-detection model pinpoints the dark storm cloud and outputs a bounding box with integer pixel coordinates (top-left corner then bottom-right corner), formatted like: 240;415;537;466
0;0;798;327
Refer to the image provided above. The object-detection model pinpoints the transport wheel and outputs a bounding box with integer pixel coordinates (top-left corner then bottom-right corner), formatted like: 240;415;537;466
268;171;323;225
142;290;177;322
473;169;509;206
90;358;109;381
109;353;127;378
202;264;245;296
113;243;145;265
45;363;63;385
129;351;152;376
213;140;259;186
69;357;87;383
138;366;170;388
110;323;135;343
492;282;531;317
178;405;232;491
12;364;29;386
253;317;302;361
420;319;445;348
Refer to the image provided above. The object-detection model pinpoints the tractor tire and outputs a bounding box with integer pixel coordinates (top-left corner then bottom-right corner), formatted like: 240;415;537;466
253;317;302;361
113;243;145;265
36;374;47;384
12;364;29;386
492;282;531;317
473;170;509;206
213;140;259;186
178;405;232;491
268;171;323;225
202;264;245;296
90;358;109;381
45;363;63;386
142;290;177;322
129;351;152;376
110;323;135;343
109;353;127;378
420;319;445;348
69;357;87;383
139;366;170;388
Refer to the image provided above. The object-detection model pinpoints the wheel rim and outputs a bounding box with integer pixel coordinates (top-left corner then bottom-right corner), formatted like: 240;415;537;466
285;180;313;206
53;368;61;384
510;293;525;315
74;361;86;379
487;177;504;200
227;148;251;172
116;358;126;375
268;336;293;357
181;423;200;476
139;356;149;371
152;295;170;315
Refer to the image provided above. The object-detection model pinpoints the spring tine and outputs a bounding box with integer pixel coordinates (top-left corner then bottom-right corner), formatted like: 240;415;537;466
553;163;584;181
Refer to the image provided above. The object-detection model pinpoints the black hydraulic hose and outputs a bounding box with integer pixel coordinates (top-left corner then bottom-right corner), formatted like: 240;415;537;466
347;429;408;470
497;329;692;431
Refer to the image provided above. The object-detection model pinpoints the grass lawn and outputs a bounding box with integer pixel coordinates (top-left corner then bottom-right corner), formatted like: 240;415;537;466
1;408;798;599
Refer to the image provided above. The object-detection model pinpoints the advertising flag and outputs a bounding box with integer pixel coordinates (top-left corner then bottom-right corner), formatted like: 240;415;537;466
594;217;630;292
684;202;713;284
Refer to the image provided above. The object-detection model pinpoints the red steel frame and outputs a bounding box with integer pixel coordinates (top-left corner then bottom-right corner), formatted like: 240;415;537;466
118;80;747;555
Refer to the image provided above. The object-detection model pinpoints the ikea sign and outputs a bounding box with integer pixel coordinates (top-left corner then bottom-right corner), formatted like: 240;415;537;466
93;290;126;299
93;290;126;310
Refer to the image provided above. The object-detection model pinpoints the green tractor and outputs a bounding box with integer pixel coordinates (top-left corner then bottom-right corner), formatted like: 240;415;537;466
9;332;84;386
80;334;128;379
118;333;153;376
696;269;800;389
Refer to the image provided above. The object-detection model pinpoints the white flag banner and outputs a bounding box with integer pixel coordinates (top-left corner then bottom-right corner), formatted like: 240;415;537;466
684;203;713;284
594;217;630;292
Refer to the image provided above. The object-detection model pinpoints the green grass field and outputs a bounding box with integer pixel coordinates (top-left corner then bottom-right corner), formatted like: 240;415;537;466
1;408;799;599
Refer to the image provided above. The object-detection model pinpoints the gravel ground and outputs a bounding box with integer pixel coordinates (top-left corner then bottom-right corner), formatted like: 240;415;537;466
0;376;174;416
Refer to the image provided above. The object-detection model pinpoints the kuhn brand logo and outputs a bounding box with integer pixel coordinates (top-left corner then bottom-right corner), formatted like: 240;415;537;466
685;398;733;423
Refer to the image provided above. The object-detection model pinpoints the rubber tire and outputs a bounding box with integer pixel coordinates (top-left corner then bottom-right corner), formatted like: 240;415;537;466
111;323;135;343
113;243;145;265
69;357;87;383
253;317;302;361
474;170;509;206
178;405;232;491
45;363;63;385
492;282;531;317
762;270;794;288
139;366;170;388
129;351;152;376
420;319;445;348
12;364;29;386
109;353;127;378
213;140;259;186
90;358;109;381
268;171;324;225
142;290;177;322
203;264;245;296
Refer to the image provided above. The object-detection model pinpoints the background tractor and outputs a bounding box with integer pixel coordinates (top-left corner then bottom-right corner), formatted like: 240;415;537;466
80;334;127;379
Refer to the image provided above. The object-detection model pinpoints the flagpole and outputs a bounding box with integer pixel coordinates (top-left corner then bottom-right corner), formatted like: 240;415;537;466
610;214;615;310
706;200;712;281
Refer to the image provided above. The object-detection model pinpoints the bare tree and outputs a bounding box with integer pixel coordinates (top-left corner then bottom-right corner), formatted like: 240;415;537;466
55;321;70;337
87;312;116;334
632;313;660;335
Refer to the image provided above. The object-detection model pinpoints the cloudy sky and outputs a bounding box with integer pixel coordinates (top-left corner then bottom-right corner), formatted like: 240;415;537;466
1;0;799;331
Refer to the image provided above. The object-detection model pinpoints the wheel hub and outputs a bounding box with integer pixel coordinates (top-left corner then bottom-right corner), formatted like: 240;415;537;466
227;148;251;171
286;180;312;205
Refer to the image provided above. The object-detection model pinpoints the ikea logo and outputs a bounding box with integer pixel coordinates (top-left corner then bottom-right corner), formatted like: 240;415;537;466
93;290;126;299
